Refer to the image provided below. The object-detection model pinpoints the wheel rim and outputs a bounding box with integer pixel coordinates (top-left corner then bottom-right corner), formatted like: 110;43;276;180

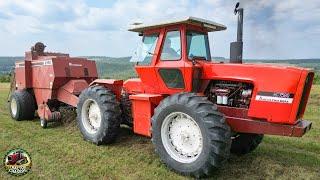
81;99;102;134
41;119;46;127
10;98;17;117
161;112;203;163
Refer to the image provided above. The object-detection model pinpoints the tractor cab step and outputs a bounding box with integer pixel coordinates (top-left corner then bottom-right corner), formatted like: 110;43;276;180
129;94;163;137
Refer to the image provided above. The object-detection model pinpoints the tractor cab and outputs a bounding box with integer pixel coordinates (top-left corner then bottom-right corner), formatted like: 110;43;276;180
126;17;226;94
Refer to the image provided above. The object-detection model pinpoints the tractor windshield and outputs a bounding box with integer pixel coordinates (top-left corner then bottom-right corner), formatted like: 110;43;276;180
187;31;211;61
130;34;159;65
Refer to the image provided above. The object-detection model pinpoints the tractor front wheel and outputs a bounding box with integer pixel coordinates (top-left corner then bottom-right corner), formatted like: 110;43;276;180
151;93;231;178
231;133;264;155
77;86;121;145
9;90;36;121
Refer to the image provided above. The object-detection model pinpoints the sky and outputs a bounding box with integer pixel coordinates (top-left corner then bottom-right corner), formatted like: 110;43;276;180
0;0;319;59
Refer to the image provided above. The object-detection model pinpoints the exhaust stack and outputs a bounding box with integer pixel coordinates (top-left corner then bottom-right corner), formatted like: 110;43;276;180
230;2;243;63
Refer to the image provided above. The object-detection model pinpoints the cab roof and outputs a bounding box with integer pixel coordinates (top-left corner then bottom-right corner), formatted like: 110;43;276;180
128;16;227;33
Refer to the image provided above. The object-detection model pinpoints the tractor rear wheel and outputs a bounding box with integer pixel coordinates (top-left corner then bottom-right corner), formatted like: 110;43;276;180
151;93;231;178
77;86;121;145
9;90;36;121
231;133;264;155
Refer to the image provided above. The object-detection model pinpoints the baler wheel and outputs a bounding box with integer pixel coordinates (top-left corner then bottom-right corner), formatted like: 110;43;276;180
77;86;121;145
231;133;264;155
120;92;133;127
40;119;48;128
9;90;36;121
151;93;231;178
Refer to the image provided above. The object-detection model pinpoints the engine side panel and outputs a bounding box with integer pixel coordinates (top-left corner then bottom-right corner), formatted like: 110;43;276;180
202;63;313;124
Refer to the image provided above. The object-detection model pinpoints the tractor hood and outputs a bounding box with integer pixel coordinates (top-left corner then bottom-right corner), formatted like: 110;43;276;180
200;62;314;124
201;62;308;84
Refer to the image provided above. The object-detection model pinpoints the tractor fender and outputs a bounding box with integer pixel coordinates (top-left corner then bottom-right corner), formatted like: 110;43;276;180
123;78;144;94
89;79;124;99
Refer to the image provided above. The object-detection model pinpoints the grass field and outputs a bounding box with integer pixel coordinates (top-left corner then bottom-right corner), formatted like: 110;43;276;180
0;83;319;179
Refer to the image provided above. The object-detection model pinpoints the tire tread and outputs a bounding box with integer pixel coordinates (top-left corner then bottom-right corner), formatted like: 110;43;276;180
77;86;121;145
10;90;36;120
151;93;231;178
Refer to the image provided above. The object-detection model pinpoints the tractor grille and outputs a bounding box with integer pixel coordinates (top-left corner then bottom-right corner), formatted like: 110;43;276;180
296;72;314;119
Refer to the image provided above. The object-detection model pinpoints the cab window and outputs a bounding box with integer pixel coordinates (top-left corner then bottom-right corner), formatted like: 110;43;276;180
187;31;211;61
130;34;159;65
160;30;181;61
158;69;185;89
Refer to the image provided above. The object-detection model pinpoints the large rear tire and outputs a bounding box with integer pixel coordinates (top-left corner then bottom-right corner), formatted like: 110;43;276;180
231;133;264;155
77;86;121;145
151;93;231;178
119;92;133;127
9;90;36;121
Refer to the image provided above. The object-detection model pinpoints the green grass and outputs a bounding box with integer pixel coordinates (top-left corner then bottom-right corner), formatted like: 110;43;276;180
0;83;319;179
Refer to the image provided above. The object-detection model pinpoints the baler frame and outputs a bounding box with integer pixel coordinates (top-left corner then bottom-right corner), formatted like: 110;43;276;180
11;42;97;127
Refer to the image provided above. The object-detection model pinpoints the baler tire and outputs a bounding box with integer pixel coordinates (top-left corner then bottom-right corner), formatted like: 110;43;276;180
9;90;36;121
77;86;121;145
151;93;231;178
231;133;264;155
40;119;48;128
120;92;133;127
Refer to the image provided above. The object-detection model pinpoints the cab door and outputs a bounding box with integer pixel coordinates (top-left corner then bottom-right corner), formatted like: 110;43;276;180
154;27;188;94
134;31;162;93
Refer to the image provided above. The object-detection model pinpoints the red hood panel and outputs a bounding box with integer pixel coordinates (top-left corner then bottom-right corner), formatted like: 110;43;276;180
202;62;304;92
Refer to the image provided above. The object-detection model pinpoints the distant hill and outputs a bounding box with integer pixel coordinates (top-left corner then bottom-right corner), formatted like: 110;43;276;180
83;56;131;63
0;57;319;83
0;57;23;74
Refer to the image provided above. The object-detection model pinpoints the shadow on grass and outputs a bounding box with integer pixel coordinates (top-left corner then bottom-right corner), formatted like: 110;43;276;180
114;126;151;145
98;126;320;178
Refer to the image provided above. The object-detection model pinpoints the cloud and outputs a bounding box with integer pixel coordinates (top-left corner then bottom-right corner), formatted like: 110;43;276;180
0;0;235;33
0;12;10;19
0;0;319;59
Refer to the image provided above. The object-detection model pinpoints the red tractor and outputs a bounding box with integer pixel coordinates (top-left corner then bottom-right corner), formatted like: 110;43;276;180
9;3;314;177
6;151;28;166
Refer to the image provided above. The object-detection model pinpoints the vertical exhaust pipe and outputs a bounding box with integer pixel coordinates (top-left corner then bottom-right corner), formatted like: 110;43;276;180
230;2;243;63
236;8;244;43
